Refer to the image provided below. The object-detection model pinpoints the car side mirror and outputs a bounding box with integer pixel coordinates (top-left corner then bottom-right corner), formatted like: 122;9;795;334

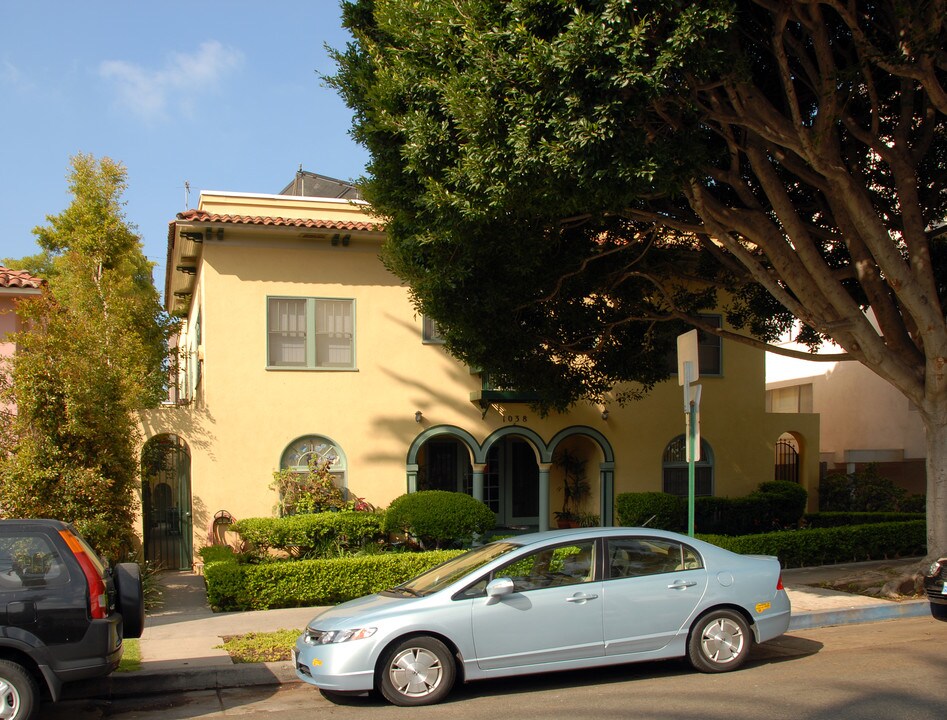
485;577;514;604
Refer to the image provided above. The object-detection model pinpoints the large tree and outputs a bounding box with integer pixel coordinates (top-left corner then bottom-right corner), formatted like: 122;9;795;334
0;154;175;558
329;0;947;557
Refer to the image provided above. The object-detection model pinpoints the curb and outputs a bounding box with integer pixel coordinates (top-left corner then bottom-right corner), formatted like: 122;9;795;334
61;662;299;700
787;598;930;630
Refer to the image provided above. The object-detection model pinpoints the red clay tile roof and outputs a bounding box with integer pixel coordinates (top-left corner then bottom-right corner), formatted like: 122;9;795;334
175;208;384;233
0;266;44;289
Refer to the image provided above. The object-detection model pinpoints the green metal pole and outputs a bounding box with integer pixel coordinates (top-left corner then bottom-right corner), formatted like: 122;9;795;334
687;401;696;537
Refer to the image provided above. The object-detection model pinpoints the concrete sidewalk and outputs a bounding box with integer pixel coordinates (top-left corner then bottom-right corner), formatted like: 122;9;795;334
62;557;933;700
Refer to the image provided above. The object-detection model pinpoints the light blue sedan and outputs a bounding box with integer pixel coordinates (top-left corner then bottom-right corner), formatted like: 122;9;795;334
293;527;791;706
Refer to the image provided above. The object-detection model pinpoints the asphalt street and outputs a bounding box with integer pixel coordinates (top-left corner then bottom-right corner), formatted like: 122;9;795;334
40;616;947;720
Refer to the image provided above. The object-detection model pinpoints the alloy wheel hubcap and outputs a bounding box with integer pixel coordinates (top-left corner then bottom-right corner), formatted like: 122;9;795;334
0;682;20;720
390;648;443;697
700;618;745;663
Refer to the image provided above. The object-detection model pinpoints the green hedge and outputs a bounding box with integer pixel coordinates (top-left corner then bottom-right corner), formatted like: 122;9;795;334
698;520;925;568
200;546;463;611
616;481;808;535
231;511;385;556
803;512;925;528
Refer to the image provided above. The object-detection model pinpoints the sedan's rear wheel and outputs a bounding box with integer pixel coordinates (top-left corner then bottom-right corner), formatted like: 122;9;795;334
378;636;455;706
687;610;751;673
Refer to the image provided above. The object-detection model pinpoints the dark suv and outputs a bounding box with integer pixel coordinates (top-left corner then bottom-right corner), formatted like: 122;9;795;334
0;519;144;720
923;556;947;621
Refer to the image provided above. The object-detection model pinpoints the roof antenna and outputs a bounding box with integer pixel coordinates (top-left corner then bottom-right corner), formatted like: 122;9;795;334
184;180;191;209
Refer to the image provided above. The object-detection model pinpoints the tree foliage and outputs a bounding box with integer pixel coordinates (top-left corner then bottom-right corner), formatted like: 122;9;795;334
329;0;947;556
0;154;175;558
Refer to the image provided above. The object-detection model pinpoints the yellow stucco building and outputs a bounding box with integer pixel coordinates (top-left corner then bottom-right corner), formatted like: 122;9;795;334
138;173;819;569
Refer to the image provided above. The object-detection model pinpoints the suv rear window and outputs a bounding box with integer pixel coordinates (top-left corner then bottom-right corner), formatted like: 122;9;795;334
0;534;69;589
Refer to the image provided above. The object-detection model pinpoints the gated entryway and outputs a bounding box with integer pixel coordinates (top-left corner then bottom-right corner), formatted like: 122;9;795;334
141;435;192;570
775;435;800;483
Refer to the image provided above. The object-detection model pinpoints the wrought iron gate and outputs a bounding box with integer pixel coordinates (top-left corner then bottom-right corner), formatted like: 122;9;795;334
142;435;192;570
774;438;800;483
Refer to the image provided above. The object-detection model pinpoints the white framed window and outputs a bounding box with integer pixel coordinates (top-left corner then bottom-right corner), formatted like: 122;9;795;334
280;435;347;487
422;315;445;344
267;297;355;369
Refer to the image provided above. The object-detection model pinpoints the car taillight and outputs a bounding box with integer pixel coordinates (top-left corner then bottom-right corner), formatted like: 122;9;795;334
59;529;108;619
776;574;784;591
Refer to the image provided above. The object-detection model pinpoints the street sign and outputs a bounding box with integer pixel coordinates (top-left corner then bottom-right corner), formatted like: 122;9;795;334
677;330;699;385
677;330;702;537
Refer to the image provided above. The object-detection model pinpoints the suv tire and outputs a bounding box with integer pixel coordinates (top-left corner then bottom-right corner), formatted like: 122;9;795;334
0;659;39;720
114;562;145;639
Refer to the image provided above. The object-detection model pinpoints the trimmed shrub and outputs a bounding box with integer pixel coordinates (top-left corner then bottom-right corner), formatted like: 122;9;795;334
202;548;463;611
699;520;925;568
232;511;385;557
751;480;809;528
384;491;495;549
615;492;686;530
617;481;808;536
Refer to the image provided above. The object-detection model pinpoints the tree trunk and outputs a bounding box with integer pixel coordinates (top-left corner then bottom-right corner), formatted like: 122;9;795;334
923;414;947;561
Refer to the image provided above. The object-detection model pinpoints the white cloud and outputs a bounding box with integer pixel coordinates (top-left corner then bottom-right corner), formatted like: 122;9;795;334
100;41;243;122
1;59;31;90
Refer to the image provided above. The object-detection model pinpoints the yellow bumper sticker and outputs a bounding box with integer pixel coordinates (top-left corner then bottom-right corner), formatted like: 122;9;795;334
755;602;771;614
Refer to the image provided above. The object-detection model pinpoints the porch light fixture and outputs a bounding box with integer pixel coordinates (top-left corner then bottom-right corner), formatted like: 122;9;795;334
415;410;423;423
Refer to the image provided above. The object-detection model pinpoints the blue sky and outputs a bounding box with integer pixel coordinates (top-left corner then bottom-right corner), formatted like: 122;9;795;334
0;1;369;292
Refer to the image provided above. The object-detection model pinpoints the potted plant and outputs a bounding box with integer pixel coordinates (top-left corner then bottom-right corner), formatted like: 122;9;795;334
553;448;590;528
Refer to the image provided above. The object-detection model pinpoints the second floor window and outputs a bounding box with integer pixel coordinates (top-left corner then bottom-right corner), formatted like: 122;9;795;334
667;314;723;377
267;297;355;369
422;315;445;344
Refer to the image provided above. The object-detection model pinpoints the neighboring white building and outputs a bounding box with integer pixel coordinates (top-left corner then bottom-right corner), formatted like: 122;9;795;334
765;326;926;497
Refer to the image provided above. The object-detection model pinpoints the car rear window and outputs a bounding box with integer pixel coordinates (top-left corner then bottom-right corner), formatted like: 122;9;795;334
0;533;70;589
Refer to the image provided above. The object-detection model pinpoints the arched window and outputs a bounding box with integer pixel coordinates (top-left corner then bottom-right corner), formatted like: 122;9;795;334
280;435;347;487
662;435;714;497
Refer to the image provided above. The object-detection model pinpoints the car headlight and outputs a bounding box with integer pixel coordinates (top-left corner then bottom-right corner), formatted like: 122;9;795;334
928;560;944;578
304;627;377;644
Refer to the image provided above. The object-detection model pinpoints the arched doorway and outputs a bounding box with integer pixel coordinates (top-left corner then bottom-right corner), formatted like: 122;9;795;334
484;436;540;526
141;435;192;570
775;433;800;483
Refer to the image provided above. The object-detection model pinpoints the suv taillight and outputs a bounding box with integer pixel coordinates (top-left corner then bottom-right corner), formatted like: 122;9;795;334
59;529;108;619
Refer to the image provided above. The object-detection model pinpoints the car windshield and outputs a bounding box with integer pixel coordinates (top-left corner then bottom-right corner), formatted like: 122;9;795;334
391;542;520;597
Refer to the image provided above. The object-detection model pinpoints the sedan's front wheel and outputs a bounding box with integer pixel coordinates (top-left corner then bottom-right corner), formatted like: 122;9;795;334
378;636;455;706
687;610;751;673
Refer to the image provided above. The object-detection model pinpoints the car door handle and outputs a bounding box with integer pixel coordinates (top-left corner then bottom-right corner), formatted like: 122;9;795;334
667;580;697;590
566;593;599;603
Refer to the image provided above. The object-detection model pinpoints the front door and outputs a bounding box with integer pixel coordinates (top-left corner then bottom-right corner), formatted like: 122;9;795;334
485;438;539;526
472;539;603;669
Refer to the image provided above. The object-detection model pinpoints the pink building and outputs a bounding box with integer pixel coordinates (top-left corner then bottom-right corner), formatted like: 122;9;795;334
0;267;45;414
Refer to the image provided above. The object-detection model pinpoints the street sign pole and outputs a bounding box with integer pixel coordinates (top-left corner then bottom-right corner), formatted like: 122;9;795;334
678;331;702;538
685;374;702;537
